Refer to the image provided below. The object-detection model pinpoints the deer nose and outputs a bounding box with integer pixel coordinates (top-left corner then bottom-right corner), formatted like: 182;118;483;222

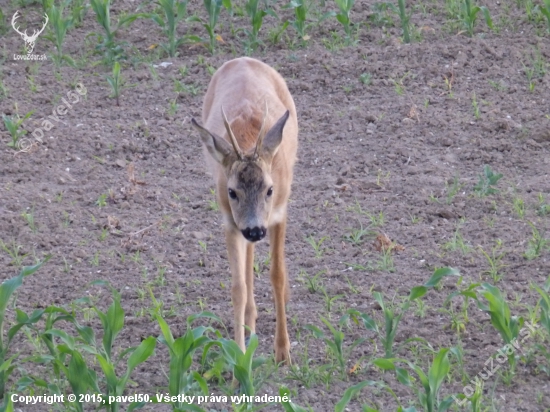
241;226;266;242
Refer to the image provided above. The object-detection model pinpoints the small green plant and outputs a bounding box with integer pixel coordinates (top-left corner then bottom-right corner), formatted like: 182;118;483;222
538;0;550;32
217;333;264;396
472;91;480;118
461;0;493;36
349;267;460;358
512;195;526;219
374;348;454;412
45;2;75;67
189;0;223;54
445;175;464;204
473;165;502;197
370;2;397;26
524;222;549;260
397;0;411;43
70;0;88;26
305;315;365;378
106;62;123;106
151;294;219;409
243;0;274;52
390;71;410;95
537;193;550;216
334;0;355;43
3;111;33;150
479;240;507;282
68;283;158;412
444;223;472;255
208;188;219;211
21;207;37;233
287;0;310;40
376;247;395;272
343;223;371;245
0;240;28;267
299;269;325;293
90;0;142;64
476;283;523;376
0;7;6;36
305;235;329;258
96;193;108;207
0;258;50;402
523;48;547;92
359;72;372;85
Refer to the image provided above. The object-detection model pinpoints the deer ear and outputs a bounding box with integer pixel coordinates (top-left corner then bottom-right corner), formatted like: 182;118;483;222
192;118;233;164
261;111;289;159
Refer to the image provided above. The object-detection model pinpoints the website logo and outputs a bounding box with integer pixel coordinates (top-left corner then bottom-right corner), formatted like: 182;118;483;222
12;10;48;61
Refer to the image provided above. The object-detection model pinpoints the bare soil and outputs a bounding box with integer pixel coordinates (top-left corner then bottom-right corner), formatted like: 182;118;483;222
1;0;550;411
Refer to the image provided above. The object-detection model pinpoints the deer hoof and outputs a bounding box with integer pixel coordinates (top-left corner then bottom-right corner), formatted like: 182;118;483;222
275;344;291;365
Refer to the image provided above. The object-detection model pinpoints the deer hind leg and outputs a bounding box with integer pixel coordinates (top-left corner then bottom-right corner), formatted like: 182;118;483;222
244;242;257;339
269;219;291;365
225;227;248;354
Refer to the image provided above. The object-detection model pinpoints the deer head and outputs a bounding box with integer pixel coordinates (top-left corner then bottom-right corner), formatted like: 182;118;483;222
12;11;49;55
192;106;290;242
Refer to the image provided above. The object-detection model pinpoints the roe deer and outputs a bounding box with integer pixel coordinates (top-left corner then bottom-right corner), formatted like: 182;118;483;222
191;57;298;364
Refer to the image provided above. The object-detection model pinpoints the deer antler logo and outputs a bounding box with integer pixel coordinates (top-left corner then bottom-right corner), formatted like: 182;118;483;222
12;11;49;55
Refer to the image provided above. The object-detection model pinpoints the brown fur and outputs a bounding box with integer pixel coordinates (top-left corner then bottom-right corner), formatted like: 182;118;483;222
191;57;298;364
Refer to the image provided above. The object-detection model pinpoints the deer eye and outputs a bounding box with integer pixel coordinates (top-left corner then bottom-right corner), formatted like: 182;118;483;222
267;187;273;197
228;189;238;200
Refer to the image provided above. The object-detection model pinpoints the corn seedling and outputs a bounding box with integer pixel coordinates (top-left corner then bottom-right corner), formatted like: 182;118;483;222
445;175;463;204
21;206;37;233
376;247;395;272
350;267;460;358
476;283;523;375
471;91;480;118
334;0;355;43
443;224;471;255
152;293;219;409
305;315;365;378
512;195;526;219
41;282;155;412
537;193;550;216
243;0;275;53
90;0;143;64
0;240;27;267
216;333;264;396
359;72;372;85
3;111;33;150
539;0;550;32
299;269;325;293
397;0;411;43
370;2;397;26
286;0;321;41
0;7;6;36
0;258;50;401
106;62;123;106
70;0;88;26
305;235;329;258
320;286;343;313
533;278;550;374
461;0;493;36
45;2;75;67
524;221;549;260
473;165;502;197
479;241;506;283
374;348;454;412
343;223;371;245
188;0;223;54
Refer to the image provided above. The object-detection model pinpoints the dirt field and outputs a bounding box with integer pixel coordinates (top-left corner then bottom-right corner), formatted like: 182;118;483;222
1;0;550;411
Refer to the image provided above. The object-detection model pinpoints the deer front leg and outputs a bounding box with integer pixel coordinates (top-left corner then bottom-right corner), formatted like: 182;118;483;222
225;226;248;354
269;220;291;365
245;242;257;337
